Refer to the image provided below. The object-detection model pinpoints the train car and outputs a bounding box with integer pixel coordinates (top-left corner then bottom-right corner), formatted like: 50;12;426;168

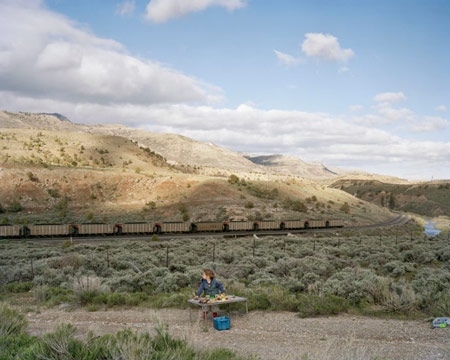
193;221;224;232
326;219;344;228
115;222;152;234
226;221;254;231
160;222;190;233
281;220;305;229
28;224;69;237
257;220;279;230
308;219;324;228
0;224;21;238
70;223;114;235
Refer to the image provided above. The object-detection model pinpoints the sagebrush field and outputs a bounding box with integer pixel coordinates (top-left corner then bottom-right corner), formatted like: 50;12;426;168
1;221;448;318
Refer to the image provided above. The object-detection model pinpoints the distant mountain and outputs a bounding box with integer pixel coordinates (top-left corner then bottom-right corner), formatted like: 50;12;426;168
245;154;360;177
0;110;362;178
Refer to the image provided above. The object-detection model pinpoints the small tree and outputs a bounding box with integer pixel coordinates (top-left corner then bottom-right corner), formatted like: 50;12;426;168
228;174;240;184
7;200;22;213
389;193;396;209
245;201;254;209
340;202;350;214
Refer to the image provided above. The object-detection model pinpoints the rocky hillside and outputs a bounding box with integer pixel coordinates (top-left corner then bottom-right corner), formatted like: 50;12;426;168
0;110;358;178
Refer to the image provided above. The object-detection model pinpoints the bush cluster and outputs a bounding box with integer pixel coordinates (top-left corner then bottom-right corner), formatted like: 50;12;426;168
0;305;250;360
0;225;448;317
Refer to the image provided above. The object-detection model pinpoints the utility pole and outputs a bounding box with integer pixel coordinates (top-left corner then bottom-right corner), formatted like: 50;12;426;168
166;245;169;268
30;257;34;279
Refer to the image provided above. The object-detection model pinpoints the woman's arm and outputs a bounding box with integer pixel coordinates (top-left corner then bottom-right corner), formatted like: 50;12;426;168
216;280;225;294
196;282;205;297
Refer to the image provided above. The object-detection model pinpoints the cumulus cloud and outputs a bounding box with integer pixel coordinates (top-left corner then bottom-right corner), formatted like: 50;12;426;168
373;92;407;103
436;105;447;112
409;116;449;132
0;1;222;105
145;0;246;23
301;33;354;62
353;93;448;133
116;0;135;16
273;49;302;66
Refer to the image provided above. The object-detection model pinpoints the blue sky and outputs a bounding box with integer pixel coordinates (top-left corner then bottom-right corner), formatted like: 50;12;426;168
0;0;449;179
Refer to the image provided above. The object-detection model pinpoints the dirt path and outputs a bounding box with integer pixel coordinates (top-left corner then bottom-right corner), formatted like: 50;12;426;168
25;308;449;360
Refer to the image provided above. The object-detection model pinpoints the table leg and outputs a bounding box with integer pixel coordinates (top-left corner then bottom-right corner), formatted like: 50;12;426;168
246;301;248;317
228;303;231;315
189;303;192;324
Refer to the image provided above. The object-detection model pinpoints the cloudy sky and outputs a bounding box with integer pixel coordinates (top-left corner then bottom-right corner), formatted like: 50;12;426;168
0;0;449;180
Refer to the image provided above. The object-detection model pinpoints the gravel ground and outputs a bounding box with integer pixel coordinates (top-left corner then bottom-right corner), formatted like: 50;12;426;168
24;308;450;360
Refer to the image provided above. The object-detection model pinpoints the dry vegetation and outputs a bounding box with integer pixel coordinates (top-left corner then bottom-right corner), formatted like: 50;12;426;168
0;129;393;226
332;178;450;217
1;221;448;319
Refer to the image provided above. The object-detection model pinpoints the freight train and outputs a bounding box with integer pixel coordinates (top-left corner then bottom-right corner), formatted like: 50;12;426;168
0;219;343;239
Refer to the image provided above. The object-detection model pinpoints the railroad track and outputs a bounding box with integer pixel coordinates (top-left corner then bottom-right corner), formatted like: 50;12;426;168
17;214;411;245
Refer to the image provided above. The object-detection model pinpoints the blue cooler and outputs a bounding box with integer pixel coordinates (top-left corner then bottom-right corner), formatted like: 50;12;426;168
213;316;230;331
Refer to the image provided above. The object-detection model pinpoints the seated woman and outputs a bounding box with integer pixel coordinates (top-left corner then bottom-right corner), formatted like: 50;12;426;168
195;269;225;318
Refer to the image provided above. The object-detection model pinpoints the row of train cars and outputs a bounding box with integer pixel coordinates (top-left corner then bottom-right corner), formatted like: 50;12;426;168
0;219;344;239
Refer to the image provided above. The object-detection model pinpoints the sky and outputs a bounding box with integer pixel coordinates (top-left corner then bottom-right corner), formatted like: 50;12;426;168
0;0;449;180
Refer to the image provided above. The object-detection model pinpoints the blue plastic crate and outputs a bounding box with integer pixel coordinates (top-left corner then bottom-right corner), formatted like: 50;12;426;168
213;316;230;331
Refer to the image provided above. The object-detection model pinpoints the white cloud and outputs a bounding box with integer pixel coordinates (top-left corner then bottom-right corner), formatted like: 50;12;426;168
0;1;222;105
301;33;354;62
373;92;406;103
436;105;447;112
353;94;448;133
273;49;302;66
145;0;246;23
116;0;135;16
375;102;415;123
410;116;449;132
2;91;449;179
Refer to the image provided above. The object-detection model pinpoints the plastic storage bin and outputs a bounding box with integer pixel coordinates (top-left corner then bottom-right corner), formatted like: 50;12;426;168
213;316;230;331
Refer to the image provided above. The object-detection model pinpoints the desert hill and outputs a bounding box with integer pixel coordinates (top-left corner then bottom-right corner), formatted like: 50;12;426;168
0;121;393;225
0;110;357;178
244;154;355;178
331;178;450;217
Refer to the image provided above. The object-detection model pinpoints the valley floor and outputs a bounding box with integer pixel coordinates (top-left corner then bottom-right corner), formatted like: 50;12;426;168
25;308;449;360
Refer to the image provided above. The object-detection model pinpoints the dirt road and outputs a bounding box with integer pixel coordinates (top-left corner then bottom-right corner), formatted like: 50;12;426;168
25;307;449;360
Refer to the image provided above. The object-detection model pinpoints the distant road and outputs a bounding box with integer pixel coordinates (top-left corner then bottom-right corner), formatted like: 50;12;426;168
18;214;411;245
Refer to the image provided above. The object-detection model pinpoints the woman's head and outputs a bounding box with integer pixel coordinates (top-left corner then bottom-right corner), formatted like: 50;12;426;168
202;269;215;280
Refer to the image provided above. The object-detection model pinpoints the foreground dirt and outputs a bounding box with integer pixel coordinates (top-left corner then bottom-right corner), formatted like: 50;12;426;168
25;308;450;360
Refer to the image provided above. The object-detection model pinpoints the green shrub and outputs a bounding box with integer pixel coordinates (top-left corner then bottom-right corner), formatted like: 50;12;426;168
107;292;127;306
61;240;74;249
0;304;28;336
228;174;240;184
245;201;254;209
340;202;350;214
297;294;350;318
6;199;22;213
1;282;33;293
72;276;106;305
47;188;61;198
